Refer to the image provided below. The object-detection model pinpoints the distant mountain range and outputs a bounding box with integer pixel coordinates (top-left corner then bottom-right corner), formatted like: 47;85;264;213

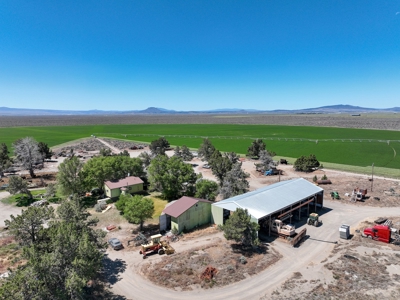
0;105;399;116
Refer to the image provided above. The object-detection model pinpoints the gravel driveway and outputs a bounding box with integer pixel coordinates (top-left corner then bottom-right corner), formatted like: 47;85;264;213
105;199;400;300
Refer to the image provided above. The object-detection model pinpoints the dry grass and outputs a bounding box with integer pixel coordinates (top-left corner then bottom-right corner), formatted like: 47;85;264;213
0;236;24;273
141;241;281;291
89;205;127;229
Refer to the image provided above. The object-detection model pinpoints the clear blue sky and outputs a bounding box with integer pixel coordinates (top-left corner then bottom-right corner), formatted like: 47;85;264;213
1;1;399;111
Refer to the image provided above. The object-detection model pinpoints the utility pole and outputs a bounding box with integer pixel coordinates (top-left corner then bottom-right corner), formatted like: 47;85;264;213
371;163;374;192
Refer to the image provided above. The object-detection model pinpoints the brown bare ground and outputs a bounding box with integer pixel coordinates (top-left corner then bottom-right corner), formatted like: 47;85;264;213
269;217;400;300
140;241;281;291
0;114;399;130
0;236;24;274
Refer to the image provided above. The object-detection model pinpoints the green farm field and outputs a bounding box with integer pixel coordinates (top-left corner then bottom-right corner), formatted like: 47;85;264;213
1;124;399;172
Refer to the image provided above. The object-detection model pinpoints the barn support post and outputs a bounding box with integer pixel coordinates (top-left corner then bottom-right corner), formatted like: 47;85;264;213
269;215;271;236
307;203;310;216
290;205;292;224
314;196;317;211
298;204;301;220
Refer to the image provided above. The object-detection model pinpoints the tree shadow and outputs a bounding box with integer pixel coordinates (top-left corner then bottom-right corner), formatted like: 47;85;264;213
230;243;268;257
101;254;127;285
84;280;129;300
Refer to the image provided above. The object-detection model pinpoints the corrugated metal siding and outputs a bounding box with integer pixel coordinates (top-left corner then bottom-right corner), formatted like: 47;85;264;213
212;178;323;220
211;206;223;225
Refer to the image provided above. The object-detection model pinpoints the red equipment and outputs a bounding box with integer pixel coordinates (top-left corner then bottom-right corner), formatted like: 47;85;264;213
362;225;391;243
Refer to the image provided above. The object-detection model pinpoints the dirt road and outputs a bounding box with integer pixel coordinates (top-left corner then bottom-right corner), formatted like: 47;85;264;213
107;200;400;300
96;138;121;154
0;192;22;228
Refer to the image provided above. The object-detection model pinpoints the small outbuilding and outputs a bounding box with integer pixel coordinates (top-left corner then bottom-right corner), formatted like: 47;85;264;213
211;178;324;233
104;176;144;198
161;196;212;233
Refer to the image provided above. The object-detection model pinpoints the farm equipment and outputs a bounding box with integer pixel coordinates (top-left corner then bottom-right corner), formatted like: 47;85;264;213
350;188;367;202
268;219;307;247
280;159;288;165
265;169;274;176
264;167;282;176
330;191;340;200
139;234;175;258
271;219;296;236
307;213;320;227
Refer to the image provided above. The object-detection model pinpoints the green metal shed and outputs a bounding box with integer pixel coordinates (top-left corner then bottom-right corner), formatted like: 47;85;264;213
162;196;212;233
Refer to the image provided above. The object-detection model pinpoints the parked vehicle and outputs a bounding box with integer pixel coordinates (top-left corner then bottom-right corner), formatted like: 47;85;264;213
271;219;296;236
202;164;211;169
307;213;320;227
330;191;340;199
362;224;400;244
139;234;175;258
108;238;123;250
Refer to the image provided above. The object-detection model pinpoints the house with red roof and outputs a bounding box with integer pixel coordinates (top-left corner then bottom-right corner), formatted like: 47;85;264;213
161;196;212;233
104;176;144;198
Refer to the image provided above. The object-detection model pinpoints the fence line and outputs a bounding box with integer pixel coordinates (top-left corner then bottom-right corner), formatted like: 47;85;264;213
93;133;400;144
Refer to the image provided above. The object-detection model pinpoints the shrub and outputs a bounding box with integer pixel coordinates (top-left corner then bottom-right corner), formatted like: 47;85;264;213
171;225;178;235
94;204;102;212
321;174;328;180
313;175;318;182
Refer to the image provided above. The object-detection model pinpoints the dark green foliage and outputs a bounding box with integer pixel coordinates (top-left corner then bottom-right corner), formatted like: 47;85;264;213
1;198;106;299
173;144;195;162
7;176;32;200
257;150;274;173
321;174;328;180
195;179;219;201
99;148;112;156
208;150;233;186
173;146;181;158
180;145;194;161
149;137;170;156
0;142;12;175
4;206;55;246
221;208;260;247
294;154;320;172
247;139;266;158
57;156;85;197
115;193;129;211
198;138;216;162
148;155;198;200
224;151;240;164
82;155;145;190
37;142;53;161
121;195;154;231
138;151;152;167
220;163;249;199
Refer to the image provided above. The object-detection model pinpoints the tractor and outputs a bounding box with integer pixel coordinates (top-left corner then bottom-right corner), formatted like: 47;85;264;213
330;191;340;200
307;213;320;227
139;234;175;259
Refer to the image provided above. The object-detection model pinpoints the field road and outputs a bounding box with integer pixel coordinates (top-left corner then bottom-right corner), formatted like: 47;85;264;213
107;199;400;300
96;138;121;154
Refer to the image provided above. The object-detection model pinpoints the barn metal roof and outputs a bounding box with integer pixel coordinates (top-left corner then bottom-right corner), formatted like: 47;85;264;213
162;196;212;218
212;178;323;220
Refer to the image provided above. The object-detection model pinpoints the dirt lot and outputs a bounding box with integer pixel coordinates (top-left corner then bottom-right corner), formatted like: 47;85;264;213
140;240;281;291
0;114;399;130
268;217;400;300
